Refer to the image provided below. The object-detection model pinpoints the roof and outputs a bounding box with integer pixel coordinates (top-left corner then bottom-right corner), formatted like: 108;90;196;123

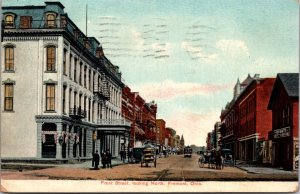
278;73;299;97
241;74;254;85
268;73;299;109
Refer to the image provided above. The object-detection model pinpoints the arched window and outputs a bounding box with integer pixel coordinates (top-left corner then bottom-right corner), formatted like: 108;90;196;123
46;13;56;28
46;46;56;71
5;15;14;27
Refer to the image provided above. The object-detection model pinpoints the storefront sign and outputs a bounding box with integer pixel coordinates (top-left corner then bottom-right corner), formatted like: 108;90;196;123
274;127;290;139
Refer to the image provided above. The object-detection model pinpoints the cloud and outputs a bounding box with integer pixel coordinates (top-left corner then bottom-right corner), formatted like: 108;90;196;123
216;39;250;57
133;79;231;100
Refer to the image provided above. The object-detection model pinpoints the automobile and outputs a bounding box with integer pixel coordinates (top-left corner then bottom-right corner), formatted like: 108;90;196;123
221;148;234;165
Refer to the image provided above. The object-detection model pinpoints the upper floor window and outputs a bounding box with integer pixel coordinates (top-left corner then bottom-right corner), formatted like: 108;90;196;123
46;84;55;111
63;49;67;75
46;46;56;71
4;14;14;27
46;13;56;28
4;84;14;111
20;16;32;29
5;46;14;71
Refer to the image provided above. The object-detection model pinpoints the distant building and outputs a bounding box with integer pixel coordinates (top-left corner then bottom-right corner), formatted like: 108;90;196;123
206;132;212;151
156;119;166;151
268;73;299;170
214;122;222;151
122;86;157;148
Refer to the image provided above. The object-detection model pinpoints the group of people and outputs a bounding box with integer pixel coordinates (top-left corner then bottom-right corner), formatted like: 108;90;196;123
92;149;112;170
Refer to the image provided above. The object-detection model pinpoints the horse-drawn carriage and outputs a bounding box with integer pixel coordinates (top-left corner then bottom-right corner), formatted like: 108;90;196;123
141;147;157;167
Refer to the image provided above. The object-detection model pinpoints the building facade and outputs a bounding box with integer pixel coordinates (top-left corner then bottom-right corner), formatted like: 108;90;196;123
268;73;299;170
156;119;166;151
122;86;157;148
1;2;130;161
220;74;275;162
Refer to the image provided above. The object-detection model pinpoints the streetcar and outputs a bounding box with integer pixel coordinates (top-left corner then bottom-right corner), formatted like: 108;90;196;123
183;146;192;158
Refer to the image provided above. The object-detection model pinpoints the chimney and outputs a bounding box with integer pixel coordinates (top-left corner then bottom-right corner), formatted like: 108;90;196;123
254;74;260;79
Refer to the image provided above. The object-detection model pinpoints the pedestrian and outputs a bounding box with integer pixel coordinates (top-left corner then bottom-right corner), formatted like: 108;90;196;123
101;151;107;168
215;151;222;170
128;149;133;163
106;149;112;168
92;150;100;170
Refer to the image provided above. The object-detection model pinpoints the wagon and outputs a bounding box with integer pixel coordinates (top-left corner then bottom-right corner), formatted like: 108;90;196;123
141;147;156;167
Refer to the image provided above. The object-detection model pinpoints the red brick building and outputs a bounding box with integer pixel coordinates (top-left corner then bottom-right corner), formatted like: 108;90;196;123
268;73;299;170
156;119;166;150
236;77;275;161
221;74;275;162
122;86;157;148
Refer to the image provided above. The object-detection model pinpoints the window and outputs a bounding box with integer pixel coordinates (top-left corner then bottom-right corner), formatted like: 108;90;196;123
4;14;14;27
46;13;56;28
20;16;32;29
69;55;73;80
89;69;91;90
63;86;66;114
4;84;13;111
283;106;290;126
46;84;55;111
46;46;56;71
5;46;14;71
84;66;87;87
74;58;77;82
63;49;67;75
79;62;82;85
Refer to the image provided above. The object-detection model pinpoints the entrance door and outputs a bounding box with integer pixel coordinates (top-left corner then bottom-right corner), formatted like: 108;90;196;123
42;123;57;158
42;134;56;158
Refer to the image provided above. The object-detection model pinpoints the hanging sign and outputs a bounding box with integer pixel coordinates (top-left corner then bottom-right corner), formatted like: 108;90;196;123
274;126;290;138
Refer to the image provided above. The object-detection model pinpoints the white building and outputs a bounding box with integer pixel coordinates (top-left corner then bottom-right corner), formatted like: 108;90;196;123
1;2;130;161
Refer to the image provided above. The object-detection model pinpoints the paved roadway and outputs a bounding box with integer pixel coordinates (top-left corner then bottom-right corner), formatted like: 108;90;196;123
1;154;298;181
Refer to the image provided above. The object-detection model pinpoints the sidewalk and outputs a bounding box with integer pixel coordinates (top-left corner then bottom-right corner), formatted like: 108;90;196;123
1;158;128;171
235;163;298;174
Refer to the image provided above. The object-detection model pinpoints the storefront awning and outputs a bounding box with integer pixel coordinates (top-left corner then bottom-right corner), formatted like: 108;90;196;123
135;126;145;135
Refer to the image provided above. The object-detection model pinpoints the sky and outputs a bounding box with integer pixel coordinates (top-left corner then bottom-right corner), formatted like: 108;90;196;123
3;0;299;146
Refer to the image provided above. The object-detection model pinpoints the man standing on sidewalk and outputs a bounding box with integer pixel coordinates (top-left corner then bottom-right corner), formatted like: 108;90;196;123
92;150;100;170
106;149;112;168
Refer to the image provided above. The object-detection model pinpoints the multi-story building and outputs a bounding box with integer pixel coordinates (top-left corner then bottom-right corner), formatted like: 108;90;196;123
268;73;299;170
156;119;166;151
220;74;275;162
1;2;131;161
122;86;157;148
220;74;254;158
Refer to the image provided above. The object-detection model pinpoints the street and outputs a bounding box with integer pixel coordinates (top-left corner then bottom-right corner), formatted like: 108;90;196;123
1;154;298;181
